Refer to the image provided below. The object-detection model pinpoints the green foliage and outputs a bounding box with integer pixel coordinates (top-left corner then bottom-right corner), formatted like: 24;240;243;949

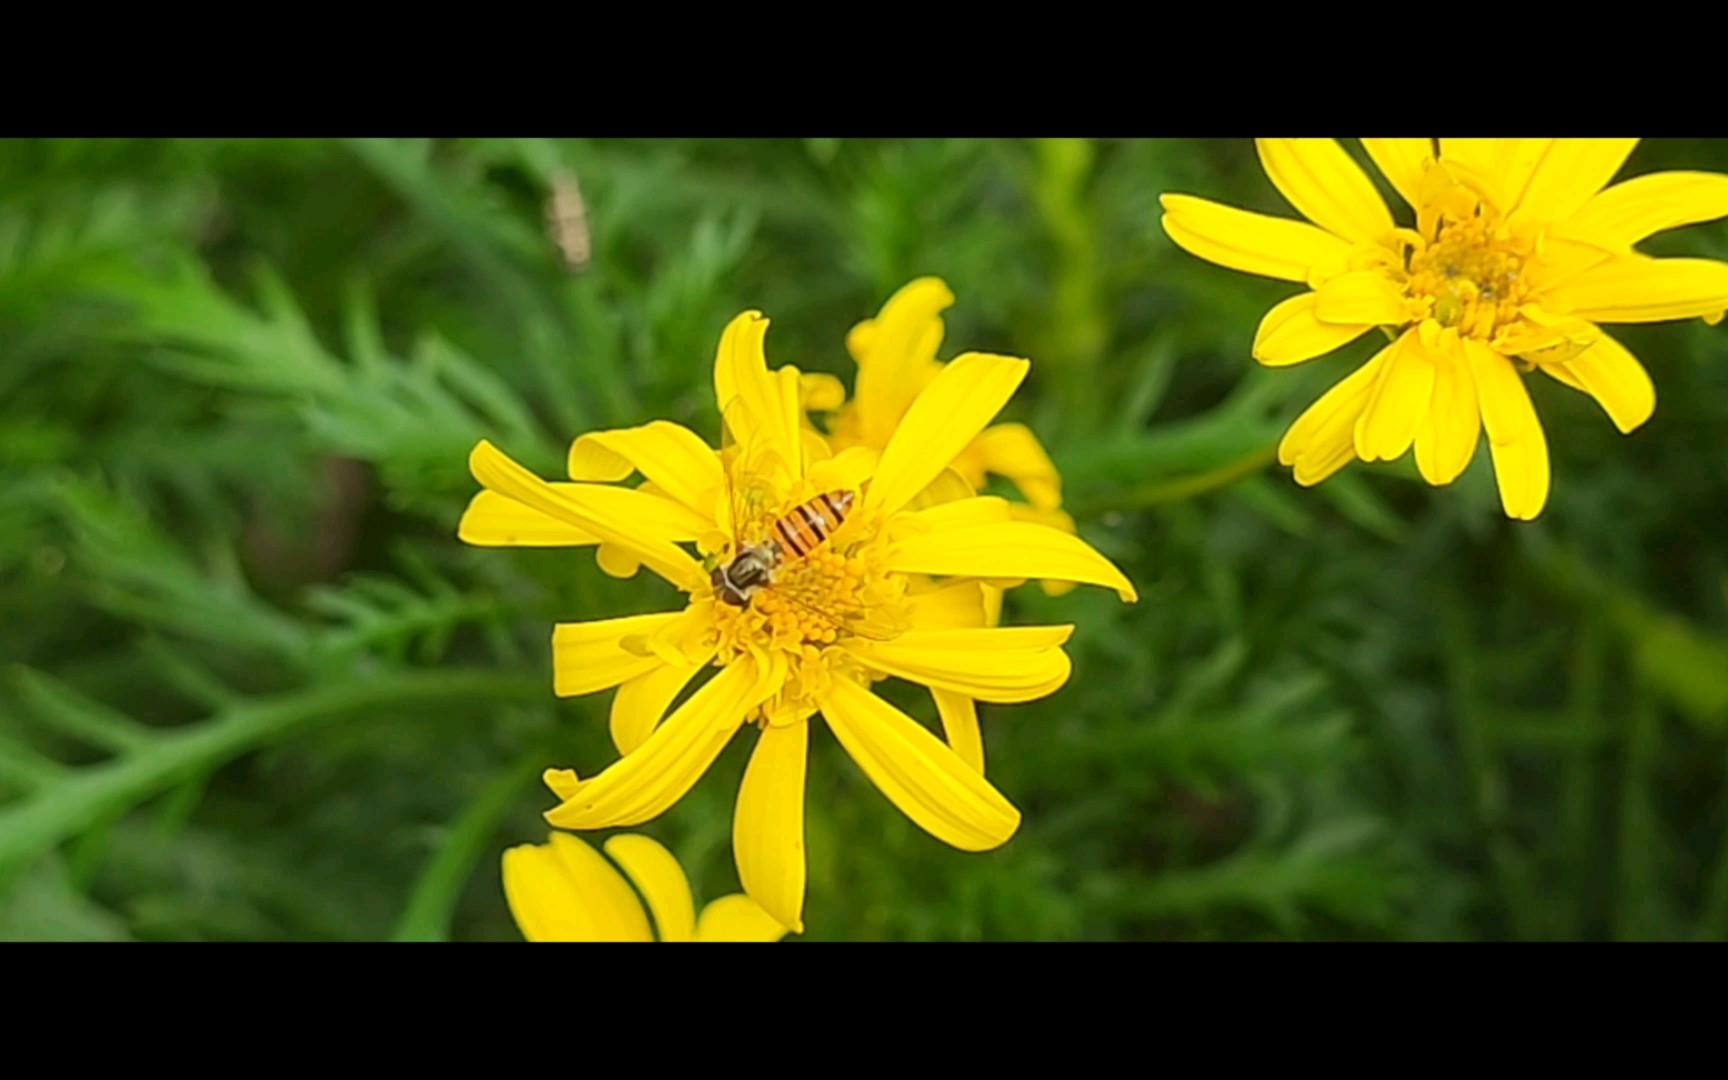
3;137;1728;941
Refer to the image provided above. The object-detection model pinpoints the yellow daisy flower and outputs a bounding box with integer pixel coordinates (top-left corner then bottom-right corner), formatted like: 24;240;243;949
1161;138;1728;519
813;276;1074;534
503;832;787;942
460;308;1136;933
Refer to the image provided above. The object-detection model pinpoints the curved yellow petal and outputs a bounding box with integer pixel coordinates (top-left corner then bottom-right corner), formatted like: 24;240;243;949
611;658;709;755
1256;138;1395;247
969;423;1062;510
458;489;600;547
1355;325;1436;463
1438;139;1542;211
841;626;1075;704
552;612;685;699
568;421;724;521
1413;328;1482;486
818;678;1020;852
905;580;992;630
932;688;983;774
693;894;789;942
1360;138;1435;209
1160;193;1354;284
1253;292;1374;367
1565;170;1728;250
1463;338;1550;520
602;834;696;943
543;767;581;800
865;352;1029;519
713;311;804;483
799;371;847;413
1278;337;1394;486
886;519;1136;602
501;833;653;943
469;440;707;592
545;660;760;830
853;277;953;445
1511;139;1639;224
1313;269;1408;327
733;721;807;934
1543;256;1728;324
1546;330;1655;435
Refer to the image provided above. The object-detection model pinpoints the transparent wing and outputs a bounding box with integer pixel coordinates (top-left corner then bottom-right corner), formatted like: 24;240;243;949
770;586;908;643
720;395;793;552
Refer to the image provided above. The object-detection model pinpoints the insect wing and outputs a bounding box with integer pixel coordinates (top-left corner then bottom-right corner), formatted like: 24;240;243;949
772;587;906;643
719;396;789;552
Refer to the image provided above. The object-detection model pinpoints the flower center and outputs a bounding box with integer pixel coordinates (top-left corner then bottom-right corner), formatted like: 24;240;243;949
1398;185;1534;341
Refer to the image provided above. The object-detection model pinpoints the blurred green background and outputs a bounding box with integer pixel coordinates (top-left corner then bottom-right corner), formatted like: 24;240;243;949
3;138;1728;941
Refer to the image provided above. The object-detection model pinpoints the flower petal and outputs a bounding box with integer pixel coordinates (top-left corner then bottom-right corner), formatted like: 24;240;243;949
1546;329;1655;435
457;489;600;547
1511;139;1639;223
1256;138;1395;247
693;894;789;942
1278;338;1393;486
713;311;804;483
568;421;725;521
851;277;952;446
1543;256;1728;324
865;352;1029;518
1160;193;1354;284
552;612;685;698
611;658;709;755
545;660;760;830
1564;170;1728;250
733;721;807;934
1355;324;1436;462
841;626;1075;704
469;440;707;591
1314;270;1408;327
818;678;1020;852
886;519;1136;602
501;833;653;942
799;371;847;412
602;834;696;943
904;580;992;629
1253;291;1375;367
1413;328;1482;486
932;689;984;774
1463;338;1550;520
969;423;1063;510
1360;138;1435;209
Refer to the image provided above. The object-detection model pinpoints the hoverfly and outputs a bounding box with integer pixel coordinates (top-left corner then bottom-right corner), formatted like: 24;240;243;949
545;168;591;273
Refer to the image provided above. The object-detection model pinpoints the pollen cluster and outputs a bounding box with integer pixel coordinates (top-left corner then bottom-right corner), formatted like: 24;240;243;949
1397;199;1534;341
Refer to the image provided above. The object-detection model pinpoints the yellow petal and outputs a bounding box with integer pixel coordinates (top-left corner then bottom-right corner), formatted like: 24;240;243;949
1438;139;1541;210
1462;338;1550;520
501;833;653;942
543;767;581;800
568;421;724;521
1543;256;1728;324
602;834;696;943
1413;328;1482;486
1253;291;1374;367
693;894;789;942
865;352;1029;518
1277;338;1393;486
1160;193;1354;284
1355;325;1436;462
1256;138;1395;247
886;519;1136;602
1511;139;1639;224
552;612;685;698
457;490;600;547
1565;170;1728;250
969;423;1063;510
611;659;708;755
932;688;983;774
799;371;847;413
733;721;807;934
545;660;760;830
713;311;804;483
904;580;992;629
841;626;1075;704
469;441;707;592
1546;329;1655;434
1314;269;1408;326
1360;138;1435;209
853;277;953;445
818;678;1020;852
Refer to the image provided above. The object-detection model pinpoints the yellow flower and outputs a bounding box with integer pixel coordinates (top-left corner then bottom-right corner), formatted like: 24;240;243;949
460;308;1136;933
814;277;1074;534
1161;139;1728;520
503;832;787;942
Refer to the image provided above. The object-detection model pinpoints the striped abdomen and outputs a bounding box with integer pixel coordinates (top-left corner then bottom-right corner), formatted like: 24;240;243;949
769;490;854;559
